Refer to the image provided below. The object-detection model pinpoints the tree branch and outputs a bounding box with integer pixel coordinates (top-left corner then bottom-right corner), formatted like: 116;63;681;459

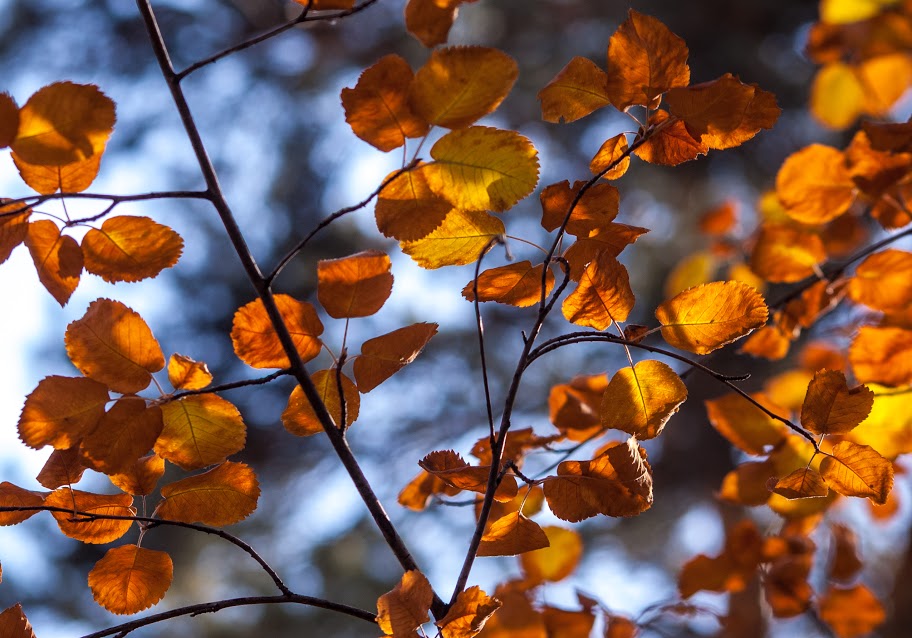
161;368;292;402
0;190;210;222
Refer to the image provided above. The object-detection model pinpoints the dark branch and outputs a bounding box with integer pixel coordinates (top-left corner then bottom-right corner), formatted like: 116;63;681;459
0;190;210;222
472;236;505;444
163;369;292;402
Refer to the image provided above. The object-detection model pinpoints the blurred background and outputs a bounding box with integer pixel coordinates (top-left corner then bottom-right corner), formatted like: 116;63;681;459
0;0;909;636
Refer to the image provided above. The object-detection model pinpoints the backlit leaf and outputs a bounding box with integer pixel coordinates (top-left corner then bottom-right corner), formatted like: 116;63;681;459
14;153;102;194
477;512;550;557
772;468;829;499
548;374;609;441
563;223;648;280
604;10;690;110
405;0;457;48
848;249;912;311
156;461;259;526
45;488;134;544
282;369;360;435
830;524;863;583
538;56;611;123
750;224;826;283
519;526;583;583
0;200;30;264
109;454;165;496
776;144;856;224
419;450;518;502
539;180;619;236
462;262;554;308
0;92;18;148
317;250;393;318
819;585;886;638
699;200;738;236
375;165;452;241
542;606;595;638
0;482;44;526
410;46;517;129
37;447;88;489
18;376;108;450
849;326;912;386
704;392;789;455
65;299;164;394
167;354;212;391
810;62;865;130
664;251;715;298
25;219;82;306
81;216;183;283
81;400;163;475
154;395;246;471
800;370;873;435
820;441;893;503
634;109;707;166
230;294;323;369
600;360;687;439
655;281;769;354
820;0;899;23
88;545;173;615
376;570;433;636
561;252;634;330
718;461;777;506
398;469;460;511
437;586;502;638
400;208;505;269
423;127;539;212
11;82;115;166
0;604;36;638
341;54;429;152
589;133;631;180
353;322;438;392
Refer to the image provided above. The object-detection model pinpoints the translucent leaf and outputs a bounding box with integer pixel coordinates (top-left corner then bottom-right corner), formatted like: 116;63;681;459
718;461;777;506
282;369;360;435
0;604;36;638
820;441;893;504
542;606;596;638
519;526;583;583
819;585;886;638
353;323;438;392
771;468;829;499
848;249;912;311
423;127;539;212
81;400;163;475
849;326;912;386
750;224;826;283
25;219;82;306
167;354;212;391
37;447;87;489
81;216;183;283
341;54;429;152
88;545;173;615
437;586;502;638
410;46;517;129
18;376;109;450
664;251;716;298
589;133;630;180
699;200;738;236
109;454;165;496
800;370;873;435
776;144;856;224
539;180;619;236
820;0;899;23
0;92;18;148
0;482;44;526
476;512;550;557
154;395;246;471
405;0;457;48
600;360;687;439
0;200;30;265
634;109;707;166
563;223;648;280
810;62;865;130
538;56;611;123
230;294;324;369
704;392;789;455
398;469;459;511
561;252;634;330
829;524;862;583
156;461;260;526
65;298;164;394
317;250;393;318
419;450;518;502
374;165;452;241
548;374;608;441
655;281;769;354
14;153;101;194
45;488;135;544
376;570;433;636
400;208;505;269
462;262;554;308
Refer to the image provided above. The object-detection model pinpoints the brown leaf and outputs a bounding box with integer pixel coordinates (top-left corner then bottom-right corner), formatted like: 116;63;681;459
477;512;550;557
819;585;886;638
18;376;109;450
419;450;518;502
376;570;433;636
634;109;707;166
538;56;611;123
589;133;631;179
405;0;458;48
88;545;173;615
0;604;36;638
45;488;135;544
437;586;501;638
155;461;260;526
81;399;163;475
37;447;88;489
800;369;874;435
25;219;82;306
109;454;166;496
771;468;829;499
820;441;893;504
230;294;323;369
317;250;393;318
353;323;438;392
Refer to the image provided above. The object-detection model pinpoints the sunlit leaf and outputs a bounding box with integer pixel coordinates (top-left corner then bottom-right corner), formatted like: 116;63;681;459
230;294;324;369
519;526;583;583
0;604;36;638
0;482;44;526
561;253;634;330
848;249;912;311
800;370;873;435
167;354;212;391
634;109;707;166
0;200;30;265
376;570;433;636
600;360;687;439
154;395;246;471
353;323;438;392
109;454;165;496
819;584;886;638
664;251;716;298
282;369;360;435
81;216;183;283
81;400;163;475
704;392;789;455
88;545;173;615
830;524;863;583
25;219;82;306
419;450;518;502
776;144;855;224
810;62;865;130
462;261;554;308
18;376;108;450
405;0;457;48
538;56;611;123
375;165;452;241
563;223;648;280
14;153;102;194
398;469;460;511
37;447;87;489
849;326;912;386
820;441;893;503
437;586;502;638
771;468;829;499
400;208;505;269
750;224;826;283
539;180;619;236
156;461;260;526
548;374;609;441
589;133;631;179
542;606;596;638
718;461;777;506
45;488;135;544
477;512;550;557
317;250;393;318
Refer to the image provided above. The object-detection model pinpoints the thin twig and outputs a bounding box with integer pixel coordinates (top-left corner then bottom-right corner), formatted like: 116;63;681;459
162;369;292;402
0;190;210;221
472;236;505;445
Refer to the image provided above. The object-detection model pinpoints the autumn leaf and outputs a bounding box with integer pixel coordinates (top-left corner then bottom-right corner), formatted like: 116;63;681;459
820;441;893;504
604;10;690;110
376;570;433;636
405;0;458;48
282;369;360;435
655;281;768;354
633;109;708;166
81;400;164;475
819;585;886;638
463;262;554;308
776;144;856;224
0;199;30;264
718;461;778;506
538;56;611;123
45;488;135;544
155;461;260;526
375;165;453;241
88;545;173;615
317;250;393;318
230;294;324;369
664;251;715;298
830;524;863;583
771;468;829;499
0;604;36;638
589;133;631;179
0;92;18;148
65;298;165;394
81;216;183;283
398;470;459;511
563;223;648;280
419;450;518;502
37;447;88;490
341;54;429;152
0;482;44;526
750;224;826;283
704;392;789;455
109;454;165;496
400;208;505;269
167;354;212;391
18;376;109;450
519;526;583;583
561;253;634;330
14;153;102;194
476;512;550;557
154;395;246;471
849;326;912;386
800;370;874;435
539;180;619;236
548;374;609;441
353;322;438;392
437;586;502;638
410;46;517;129
600;360;687;439
542;606;596;638
423;127;539;212
25;219;83;306
848;249;912;311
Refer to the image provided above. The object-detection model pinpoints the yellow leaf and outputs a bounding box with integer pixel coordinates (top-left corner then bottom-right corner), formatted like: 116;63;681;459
155;461;260;526
819;584;886;638
230;294;324;369
477;512;550;557
65;298;165;394
704;392;789;455
463;262;554;308
88;545;173;615
655;281;769;354
375;165;452;241
400;208;505;269
538;56;611;123
820;441;893;503
81;400;163;475
810;62;865;129
561;253;634;330
0;482;44;526
25;219;82;306
317;250;393;318
772;468;829;499
282;369;360;435
45;488;135;544
376;570;433;636
81;216;183;283
353;323;438;392
0;604;36;638
849;326;912;386
800;370;874;435
154;395;246;471
589;133;631;179
664;251;716;298
410;46;518;129
848;249;912;311
18;376;109;450
437;586;502;638
167;354;212;391
820;0;900;23
776;144;856;224
750;224;826;283
519;526;583;583
600;360;687;439
109;454;165;496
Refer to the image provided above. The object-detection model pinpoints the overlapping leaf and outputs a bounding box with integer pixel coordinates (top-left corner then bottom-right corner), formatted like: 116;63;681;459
849;326;912;386
405;0;458;48
376;570;433;636
437;586;502;638
18;376;108;450
167;354;212;391
230;294;324;369
600;360;687;439
282;369;359;435
154;395;246;471
88;545;173;615
776;144;856;224
634;109;708;166
155;461;259;526
539;181;619;236
81;216;183;283
462;261;554;308
0;482;44;526
750;225;826;283
419;450;518;502
538;57;611;123
0;200;30;264
375;165;453;241
109;454;165;496
820;441;893;504
400;208;505;268
37;448;87;489
589;133;631;179
353;322;438;392
14;154;102;194
561;253;634;330
81;400;163;475
800;370;873;435
45;489;135;544
25;219;82;306
519;526;583;583
772;468;829;499
476;512;550;557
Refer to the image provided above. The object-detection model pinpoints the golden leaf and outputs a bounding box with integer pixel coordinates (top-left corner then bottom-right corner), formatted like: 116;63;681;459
589;133;631;180
800;370;874;435
437;586;501;638
848;249;912;311
282;369;360;435
400;208;505;269
776;144;855;224
771;468;829;499
155;461;260;526
405;0;457;48
519;526;583;583
18;376;108;450
561;253;634;330
81;400;163;475
81;216;183;283
45;489;135;544
849;326;912;386
376;570;433;636
476;512;550;557
819;585;886;638
230;294;324;369
167;354;212;391
600;360;687;439
154;395;246;471
375;165;452;241
317;250;393;318
538;56;611;123
820;441;893;504
88;545;173;615
463;262;554;308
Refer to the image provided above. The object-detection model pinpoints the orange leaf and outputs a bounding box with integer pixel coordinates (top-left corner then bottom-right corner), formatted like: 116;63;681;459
589;133;631;180
542;606;596;638
81;216;183;283
478;582;545;637
0;482;44;526
664;251;716;298
400;208;505;269
561;252;634;330
820;441;893;504
0;604;36;638
476;512;550;557
353;323;438;392
819;585;886;638
398;470;460;511
604;10;690;110
419;450;518;502
718;461;778;506
65;298;164;394
829;524;862;583
664;73;780;150
376;570;433;636
704;392;789;455
341;55;429;152
405;0;457;48
410;46;517;129
155;461;259;526
600;360;687;439
81;400;163;475
154;394;246;471
282;369;360;435
317;250;393;318
45;488;135;544
37;447;88;489
436;586;502;638
548;374;608;441
699;200;738;236
0;92;18;148
655;281;769;354
109;454;165;496
776;144;856;224
772;468;829;499
563;223;648;280
848;249;912;311
13;153;102;194
849;326;912;386
25;219;82;306
88;545;173;615
230;294;324;369
375;165;452;241
18;376;109;450
800;370;873;435
634;109;707;166
519;526;583;583
750;224;826;283
167;354;212;391
538;56;611;123
463;262;554;308
539;180;619;236
0;199;30;265
11;82;116;166
543;438;652;521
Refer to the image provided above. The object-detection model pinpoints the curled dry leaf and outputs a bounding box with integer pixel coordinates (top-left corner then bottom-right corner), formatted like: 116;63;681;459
376;570;433;636
437;586;502;638
230;294;323;369
419;450;518;502
88;545;173;615
155;461;260;526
